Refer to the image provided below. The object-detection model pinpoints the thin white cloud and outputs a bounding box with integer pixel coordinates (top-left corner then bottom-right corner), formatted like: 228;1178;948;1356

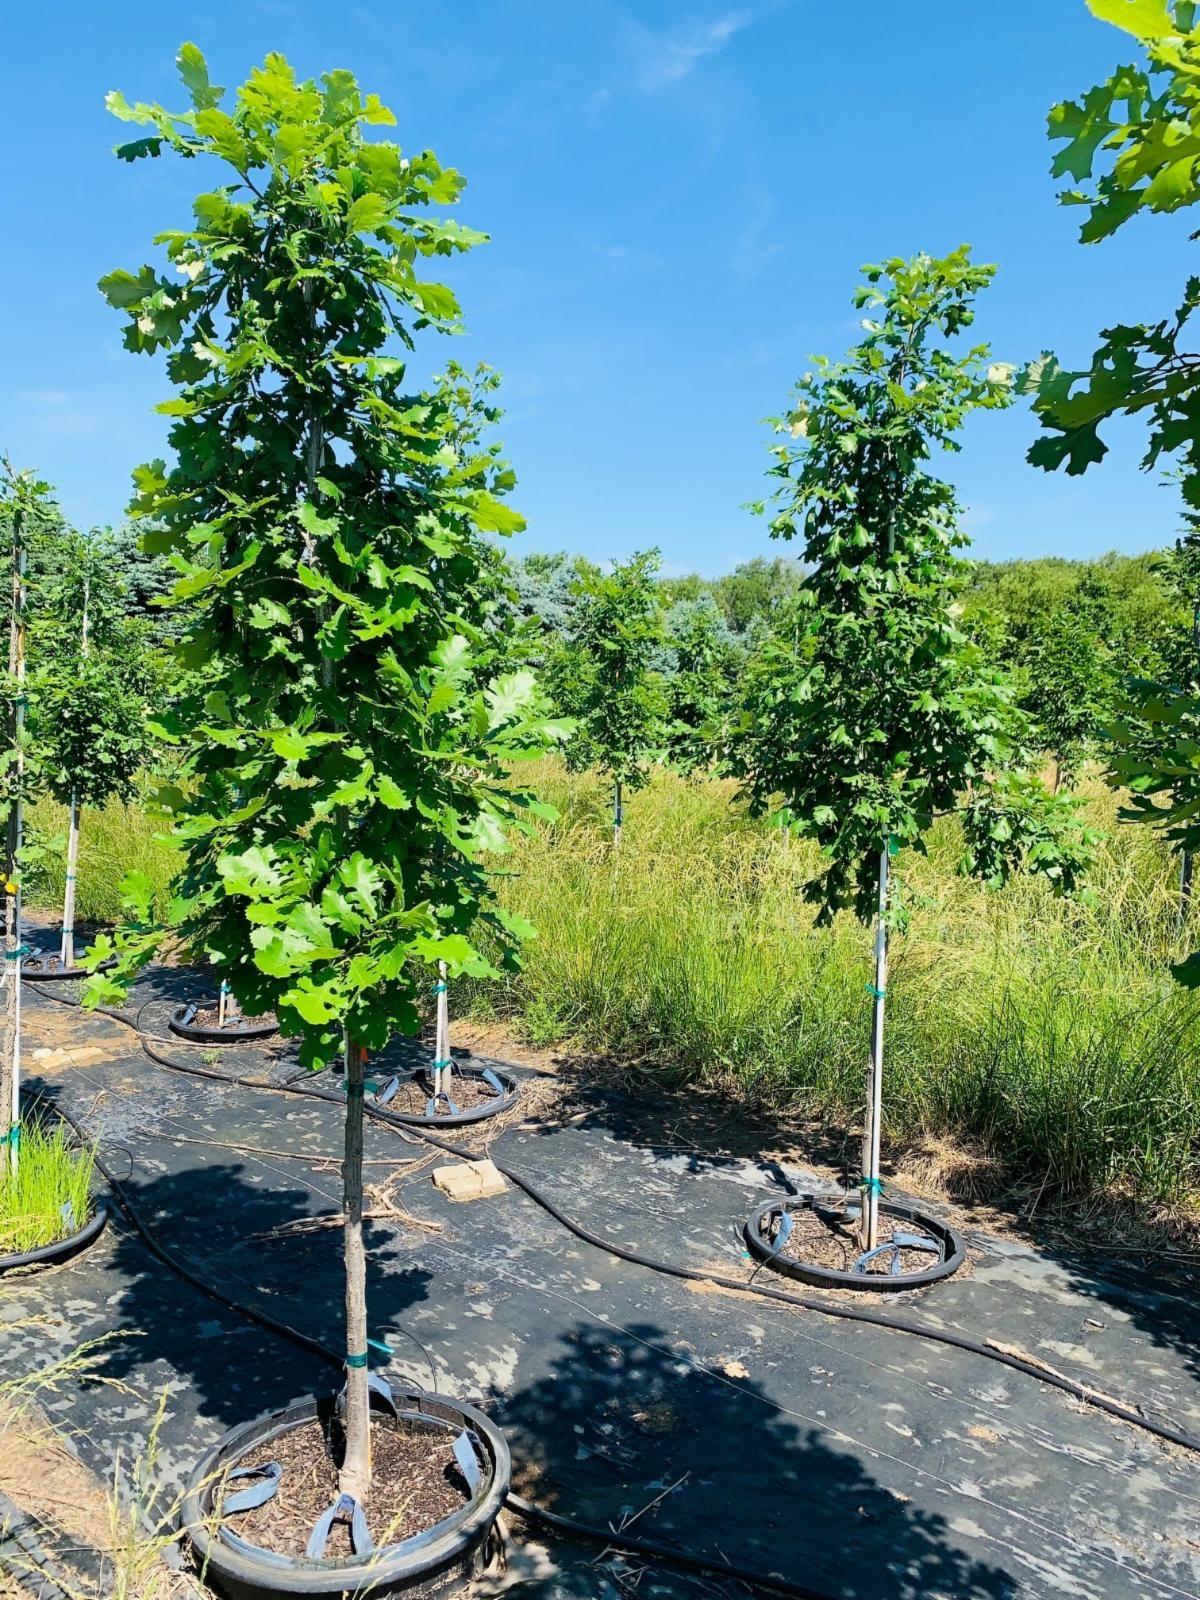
732;188;783;277
596;244;664;270
634;11;751;91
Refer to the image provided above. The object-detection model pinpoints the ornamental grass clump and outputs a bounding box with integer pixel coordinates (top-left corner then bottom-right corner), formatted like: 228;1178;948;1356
0;1120;94;1255
88;43;564;1516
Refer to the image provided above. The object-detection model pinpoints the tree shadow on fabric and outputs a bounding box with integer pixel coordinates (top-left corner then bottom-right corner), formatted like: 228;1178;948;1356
94;1160;434;1429
497;1318;1018;1599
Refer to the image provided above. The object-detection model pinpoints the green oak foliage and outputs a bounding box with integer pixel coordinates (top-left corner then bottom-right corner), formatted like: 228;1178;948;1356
1028;0;1200;501
32;537;154;810
662;595;742;773
546;550;668;795
730;250;1097;922
1109;680;1200;977
84;47;565;1066
1028;0;1200;975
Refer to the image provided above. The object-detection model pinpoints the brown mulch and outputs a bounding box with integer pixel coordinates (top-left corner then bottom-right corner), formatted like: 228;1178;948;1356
188;1005;277;1033
381;1069;504;1118
777;1204;940;1277
222;1414;471;1560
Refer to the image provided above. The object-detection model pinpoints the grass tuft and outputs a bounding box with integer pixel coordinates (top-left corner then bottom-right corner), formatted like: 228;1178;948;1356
26;793;179;926
0;1122;95;1255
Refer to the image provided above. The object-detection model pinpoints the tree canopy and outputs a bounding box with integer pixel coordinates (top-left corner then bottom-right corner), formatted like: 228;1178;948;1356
85;46;565;1067
730;248;1096;920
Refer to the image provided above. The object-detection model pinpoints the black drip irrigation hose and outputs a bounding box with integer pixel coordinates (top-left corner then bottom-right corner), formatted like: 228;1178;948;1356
28;1007;830;1600
28;982;1200;1468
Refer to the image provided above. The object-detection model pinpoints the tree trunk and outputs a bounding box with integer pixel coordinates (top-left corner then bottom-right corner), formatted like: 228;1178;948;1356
339;1038;371;1502
862;840;889;1254
612;779;623;851
60;794;79;967
1180;850;1194;940
2;506;26;1176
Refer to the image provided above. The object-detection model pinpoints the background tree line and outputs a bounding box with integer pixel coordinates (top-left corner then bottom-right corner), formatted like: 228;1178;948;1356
5;497;1191;803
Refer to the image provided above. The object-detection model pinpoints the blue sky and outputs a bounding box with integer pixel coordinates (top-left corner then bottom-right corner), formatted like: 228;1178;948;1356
2;0;1193;575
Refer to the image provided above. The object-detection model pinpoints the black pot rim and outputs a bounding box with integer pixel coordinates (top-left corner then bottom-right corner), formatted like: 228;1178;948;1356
22;956;117;983
374;1066;519;1128
181;1390;510;1596
744;1191;965;1291
0;1199;107;1274
169;1003;279;1044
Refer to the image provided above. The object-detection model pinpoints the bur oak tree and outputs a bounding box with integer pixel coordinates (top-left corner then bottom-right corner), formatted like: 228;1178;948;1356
86;45;563;1514
1029;0;1200;969
547;550;667;843
730;250;1096;1251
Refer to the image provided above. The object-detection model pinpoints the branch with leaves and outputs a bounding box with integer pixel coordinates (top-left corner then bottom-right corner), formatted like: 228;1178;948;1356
730;250;1097;1251
86;43;564;1516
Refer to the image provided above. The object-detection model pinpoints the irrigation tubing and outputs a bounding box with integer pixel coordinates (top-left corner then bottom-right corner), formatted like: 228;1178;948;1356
26;1012;833;1600
27;981;1200;1460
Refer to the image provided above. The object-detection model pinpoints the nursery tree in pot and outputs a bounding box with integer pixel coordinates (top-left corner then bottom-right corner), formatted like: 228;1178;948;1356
0;463;45;1174
32;535;153;972
546;550;668;844
87;44;562;1538
729;249;1097;1259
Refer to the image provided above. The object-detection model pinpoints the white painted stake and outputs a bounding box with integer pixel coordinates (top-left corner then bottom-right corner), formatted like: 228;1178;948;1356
59;575;88;971
60;793;79;968
434;960;450;1098
864;839;889;1254
218;979;229;1029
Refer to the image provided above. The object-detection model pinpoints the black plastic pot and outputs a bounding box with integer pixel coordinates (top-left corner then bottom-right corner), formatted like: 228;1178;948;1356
22;953;116;984
371;1066;519;1128
181;1391;510;1599
745;1192;965;1292
0;1200;107;1275
169;1003;279;1045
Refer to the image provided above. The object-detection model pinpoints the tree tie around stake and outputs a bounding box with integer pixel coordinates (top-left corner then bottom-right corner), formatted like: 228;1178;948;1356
866;983;886;999
860;1175;884;1196
3;945;30;961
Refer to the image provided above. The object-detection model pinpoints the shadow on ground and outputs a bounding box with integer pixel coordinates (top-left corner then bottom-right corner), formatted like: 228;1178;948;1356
94;1161;433;1429
499;1318;1018;1599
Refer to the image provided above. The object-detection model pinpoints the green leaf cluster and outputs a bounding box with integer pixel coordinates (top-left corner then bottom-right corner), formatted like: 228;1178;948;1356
1028;2;1200;502
545;550;668;792
727;250;1097;920
84;47;565;1063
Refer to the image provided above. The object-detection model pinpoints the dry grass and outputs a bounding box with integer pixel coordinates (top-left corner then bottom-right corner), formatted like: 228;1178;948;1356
460;761;1200;1214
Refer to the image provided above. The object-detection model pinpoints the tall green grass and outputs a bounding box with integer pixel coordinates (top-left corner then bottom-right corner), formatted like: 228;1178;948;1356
27;763;1200;1210
462;763;1200;1210
0;1122;95;1254
26;794;179;926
